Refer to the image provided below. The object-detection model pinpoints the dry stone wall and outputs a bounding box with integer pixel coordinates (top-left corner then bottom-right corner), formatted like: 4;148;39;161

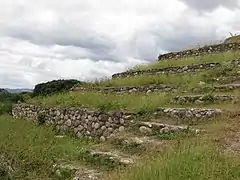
71;84;176;93
112;59;240;79
12;103;136;141
158;43;240;61
12;103;222;139
153;107;222;120
208;76;240;84
172;95;239;104
112;61;220;79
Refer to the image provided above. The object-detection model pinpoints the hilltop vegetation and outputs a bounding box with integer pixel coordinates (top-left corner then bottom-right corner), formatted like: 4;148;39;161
0;90;23;115
33;79;84;96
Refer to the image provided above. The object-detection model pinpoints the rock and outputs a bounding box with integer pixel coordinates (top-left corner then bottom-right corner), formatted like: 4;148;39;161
77;132;83;138
94;123;100;129
119;126;125;132
120;118;125;125
198;81;205;86
66;119;72;127
139;126;152;134
100;136;106;142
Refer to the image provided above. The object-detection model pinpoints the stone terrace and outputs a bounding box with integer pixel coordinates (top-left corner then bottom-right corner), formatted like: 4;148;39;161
158;42;240;61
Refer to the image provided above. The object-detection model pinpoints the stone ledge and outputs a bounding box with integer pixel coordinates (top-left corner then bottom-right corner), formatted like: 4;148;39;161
138;121;200;135
112;61;221;78
193;84;240;93
71;84;176;93
172;94;240;104
112;59;239;79
86;150;134;166
158;43;240;61
12;103;136;140
208;76;240;84
12;103;222;139
154;107;222;120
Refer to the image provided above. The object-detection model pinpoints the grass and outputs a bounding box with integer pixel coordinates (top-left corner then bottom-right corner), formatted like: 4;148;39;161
26;64;240;111
131;50;240;71
118;140;240;180
0;115;93;180
26;91;173;111
26;90;240;113
4;44;240;179
94;66;239;87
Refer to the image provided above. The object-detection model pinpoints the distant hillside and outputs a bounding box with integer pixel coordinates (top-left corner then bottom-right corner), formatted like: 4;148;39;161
4;88;33;94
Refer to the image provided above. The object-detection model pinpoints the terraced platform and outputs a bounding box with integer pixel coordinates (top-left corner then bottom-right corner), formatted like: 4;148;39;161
7;42;240;180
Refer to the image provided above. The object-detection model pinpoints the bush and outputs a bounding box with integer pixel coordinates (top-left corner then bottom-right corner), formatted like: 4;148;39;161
0;90;24;115
33;79;84;96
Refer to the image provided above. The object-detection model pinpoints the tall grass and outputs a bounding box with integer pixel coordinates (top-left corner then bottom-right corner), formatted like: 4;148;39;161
132;51;240;71
26;90;240;112
120;140;240;180
27;92;173;111
95;66;239;87
0;116;92;179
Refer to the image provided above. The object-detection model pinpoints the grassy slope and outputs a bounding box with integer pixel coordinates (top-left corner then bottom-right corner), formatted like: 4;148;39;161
106;115;240;180
132;51;240;71
26;66;240;111
2;49;240;180
0;116;93;180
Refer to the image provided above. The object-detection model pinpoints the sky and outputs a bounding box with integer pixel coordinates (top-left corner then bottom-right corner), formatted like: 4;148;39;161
0;0;240;89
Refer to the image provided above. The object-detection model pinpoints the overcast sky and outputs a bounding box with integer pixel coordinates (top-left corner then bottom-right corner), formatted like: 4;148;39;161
0;0;240;89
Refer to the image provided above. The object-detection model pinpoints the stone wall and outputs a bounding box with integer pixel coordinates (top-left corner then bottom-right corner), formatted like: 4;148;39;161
158;43;240;61
12;103;136;141
153;107;222;120
12;103;222;139
71;84;176;93
112;61;220;78
112;59;240;79
172;95;239;104
209;76;240;84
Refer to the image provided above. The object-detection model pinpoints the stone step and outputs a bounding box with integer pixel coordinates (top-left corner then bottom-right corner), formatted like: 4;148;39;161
71;84;176;93
208;76;240;84
112;62;221;78
137;121;201;135
153;107;222;120
108;134;167;152
193;84;240;93
157;43;240;61
52;163;102;180
82;149;134;167
112;59;239;78
172;94;240;104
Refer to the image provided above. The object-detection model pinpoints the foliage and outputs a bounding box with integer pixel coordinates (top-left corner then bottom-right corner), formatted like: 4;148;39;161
0;116;92;179
0;90;23;115
33;79;84;96
37;111;46;126
120;141;240;180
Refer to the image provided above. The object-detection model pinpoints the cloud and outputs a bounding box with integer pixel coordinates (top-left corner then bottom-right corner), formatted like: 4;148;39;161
0;0;240;88
179;0;240;12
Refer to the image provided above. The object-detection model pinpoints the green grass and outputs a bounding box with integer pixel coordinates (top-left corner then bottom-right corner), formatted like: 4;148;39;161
132;50;240;71
26;90;240;113
119;140;240;180
26;92;173;111
0;116;93;180
94;66;239;87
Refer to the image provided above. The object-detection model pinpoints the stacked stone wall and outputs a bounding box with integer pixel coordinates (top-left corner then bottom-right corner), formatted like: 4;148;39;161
158;43;240;61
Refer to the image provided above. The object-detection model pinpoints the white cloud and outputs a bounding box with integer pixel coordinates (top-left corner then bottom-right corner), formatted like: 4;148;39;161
0;0;240;88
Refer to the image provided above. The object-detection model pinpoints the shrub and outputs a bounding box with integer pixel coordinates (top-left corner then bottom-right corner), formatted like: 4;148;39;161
0;90;24;115
33;79;84;96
